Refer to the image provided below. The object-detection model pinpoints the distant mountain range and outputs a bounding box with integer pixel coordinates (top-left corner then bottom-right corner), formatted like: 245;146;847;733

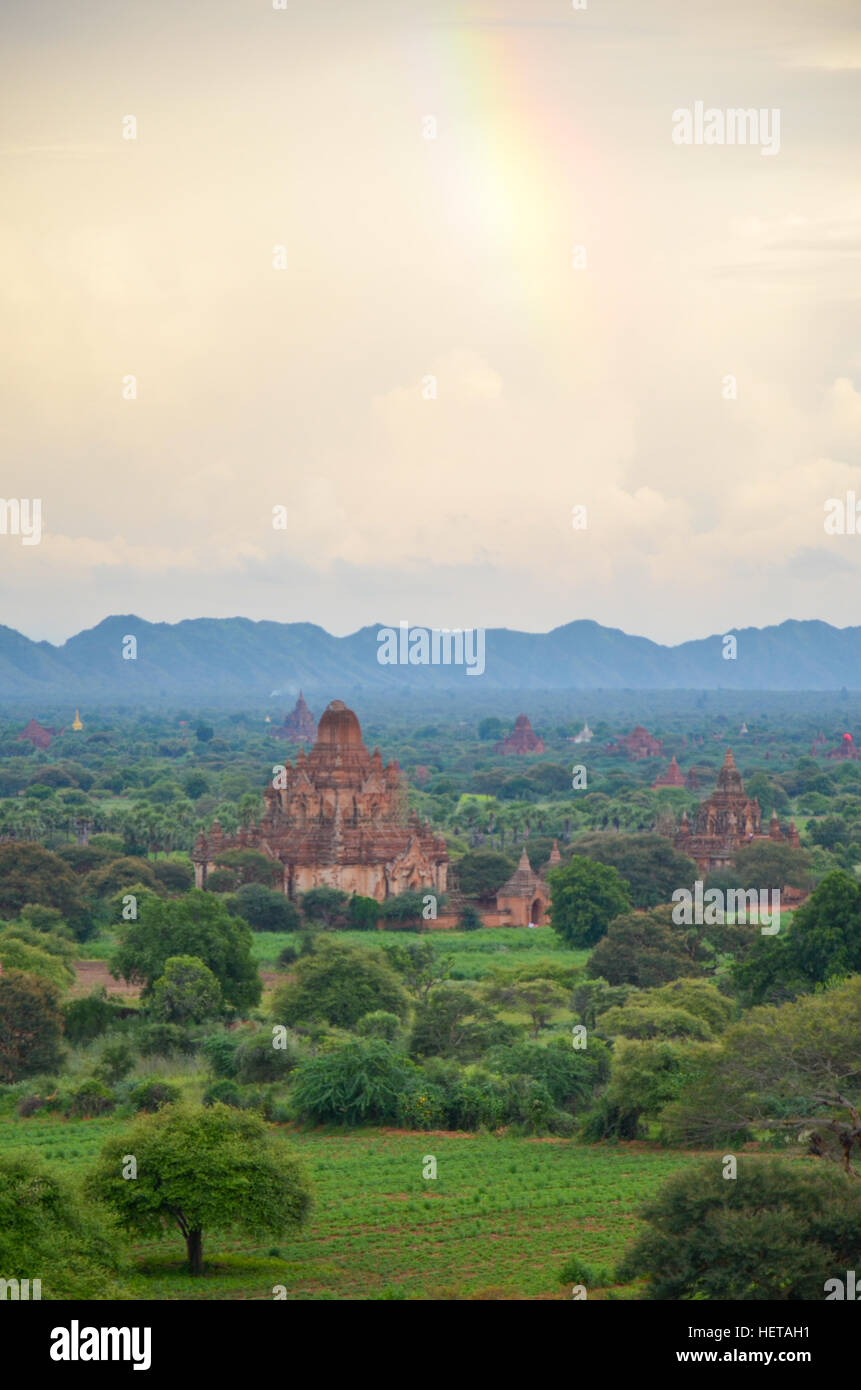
0;616;860;704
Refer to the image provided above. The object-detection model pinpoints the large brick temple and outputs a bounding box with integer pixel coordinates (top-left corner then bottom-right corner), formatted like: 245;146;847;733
674;747;800;874
192;699;448;901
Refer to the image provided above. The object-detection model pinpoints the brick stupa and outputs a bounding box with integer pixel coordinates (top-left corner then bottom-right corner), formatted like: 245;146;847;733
17;719;56;751
270;691;316;744
494;714;545;756
651;755;685;789
607;726;663;760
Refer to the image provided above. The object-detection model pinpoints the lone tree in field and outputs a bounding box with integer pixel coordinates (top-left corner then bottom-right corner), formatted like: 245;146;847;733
87;1103;312;1275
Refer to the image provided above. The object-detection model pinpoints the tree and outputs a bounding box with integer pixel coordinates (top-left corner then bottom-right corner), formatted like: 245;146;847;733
229;882;301;932
382;938;452;1001
732;869;861;1003
348;894;381;931
215;849;282;888
618;1159;861;1300
112;891;261;1013
0;1151;128;1299
271;940;408;1027
409;985;493;1059
548;856;631;949
0;969;64;1082
571;833;697;910
454;851;516;899
485;976;568;1039
587;909;697;987
0;842;88;937
478;716;504;741
85;855;161;898
195;722;214;743
149;956;223;1024
731;840;812;891
662;975;861;1167
300;886;350;928
88;1103;311;1275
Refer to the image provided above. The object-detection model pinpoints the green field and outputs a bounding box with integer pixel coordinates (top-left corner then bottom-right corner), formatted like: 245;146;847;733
250;925;591;980
0;1114;704;1299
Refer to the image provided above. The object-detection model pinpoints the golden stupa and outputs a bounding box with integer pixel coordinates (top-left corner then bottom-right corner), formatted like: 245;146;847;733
71;709;83;731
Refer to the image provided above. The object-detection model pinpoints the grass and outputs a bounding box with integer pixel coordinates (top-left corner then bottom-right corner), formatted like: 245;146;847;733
0;1113;706;1299
249;925;590;979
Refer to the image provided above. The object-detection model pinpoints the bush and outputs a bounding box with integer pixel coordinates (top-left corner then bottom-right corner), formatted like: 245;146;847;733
200;1032;241;1078
397;1084;448;1130
348;895;381;931
618;1158;861;1300
272;940;409;1029
300;887;350;928
133;1022;195;1058
65;1079;116;1118
202;1079;243;1109
356;1010;402;1041
152;860;194;893
128;1079;182;1112
235;1031;301;1084
291;1040;417;1125
63;990;126;1045
229;883;301;933
458;905;483;931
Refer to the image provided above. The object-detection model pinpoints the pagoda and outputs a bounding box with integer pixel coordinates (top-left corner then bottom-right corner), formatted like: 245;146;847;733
674;748;800;874
651;755;685;789
495;842;561;927
607;725;663;761
270;691;316;744
17;718;56;751
494;714;545;756
193;700;448;902
826;733;860;761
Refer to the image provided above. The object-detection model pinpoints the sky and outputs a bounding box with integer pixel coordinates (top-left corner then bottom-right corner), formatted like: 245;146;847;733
1;0;859;647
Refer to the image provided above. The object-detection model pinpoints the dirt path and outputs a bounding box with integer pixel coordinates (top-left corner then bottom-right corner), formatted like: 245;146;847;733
70;960;141;999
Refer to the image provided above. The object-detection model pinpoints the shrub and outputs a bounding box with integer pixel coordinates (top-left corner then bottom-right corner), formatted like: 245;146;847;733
65;1079;116;1118
202;1079;243;1108
128;1079;182;1112
63;989;126;1044
356;1010;401;1041
348;895;381;931
272;940;409;1028
200;1032;240;1078
235;1031;301;1084
133;1022;195;1057
152;860;194;893
229;883;301;933
291;1040;417;1125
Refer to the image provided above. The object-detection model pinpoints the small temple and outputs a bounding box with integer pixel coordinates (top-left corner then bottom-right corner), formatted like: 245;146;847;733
18;718;56;751
193;699;448;902
674;748;800;874
494;714;545;756
570;721;594;744
495;842;561;927
651;755;685;789
825;732;860;761
269;691;316;744
607;725;663;760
